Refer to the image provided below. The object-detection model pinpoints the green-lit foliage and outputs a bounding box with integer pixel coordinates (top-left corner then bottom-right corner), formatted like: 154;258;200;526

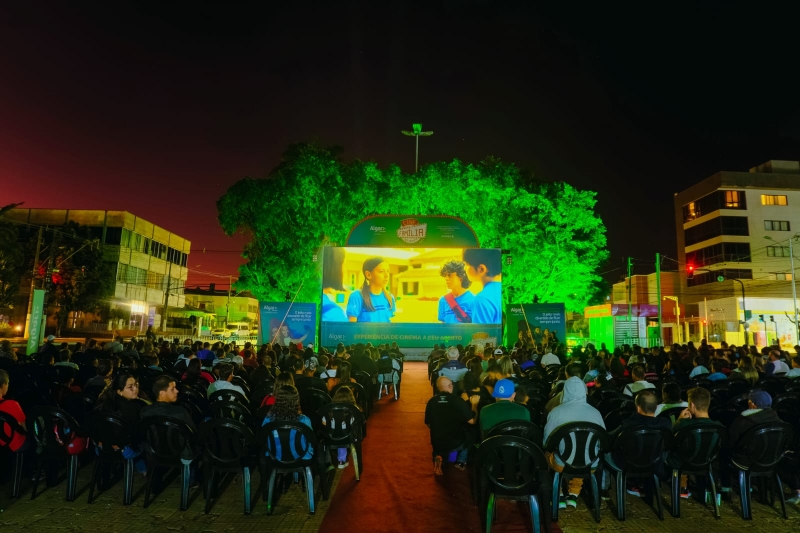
217;143;609;312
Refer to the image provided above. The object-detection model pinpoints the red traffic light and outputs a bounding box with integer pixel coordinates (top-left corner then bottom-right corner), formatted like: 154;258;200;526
687;264;695;279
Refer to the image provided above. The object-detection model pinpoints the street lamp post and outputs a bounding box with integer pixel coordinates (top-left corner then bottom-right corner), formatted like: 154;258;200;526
401;123;434;173
765;234;800;344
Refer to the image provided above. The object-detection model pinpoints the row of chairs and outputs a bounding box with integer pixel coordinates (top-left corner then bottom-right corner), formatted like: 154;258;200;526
0;400;367;515
472;419;797;533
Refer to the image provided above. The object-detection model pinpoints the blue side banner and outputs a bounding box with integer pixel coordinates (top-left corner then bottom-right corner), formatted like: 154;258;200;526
320;322;502;349
505;303;566;347
259;302;317;347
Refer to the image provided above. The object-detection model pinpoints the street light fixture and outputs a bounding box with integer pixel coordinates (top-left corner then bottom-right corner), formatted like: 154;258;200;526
764;234;799;344
401;123;434;173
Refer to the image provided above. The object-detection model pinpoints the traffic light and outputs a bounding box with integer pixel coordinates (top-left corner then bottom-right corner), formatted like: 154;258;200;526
702;319;707;325
687;264;695;279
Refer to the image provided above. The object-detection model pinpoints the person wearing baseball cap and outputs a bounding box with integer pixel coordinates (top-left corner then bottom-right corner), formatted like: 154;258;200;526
728;389;782;463
479;378;530;436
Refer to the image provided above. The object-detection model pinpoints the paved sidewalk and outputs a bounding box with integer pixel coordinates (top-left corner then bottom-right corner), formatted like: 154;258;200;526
0;464;343;533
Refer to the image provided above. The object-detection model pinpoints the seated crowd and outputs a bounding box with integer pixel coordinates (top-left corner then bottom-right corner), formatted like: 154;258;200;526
0;335;404;510
425;339;800;515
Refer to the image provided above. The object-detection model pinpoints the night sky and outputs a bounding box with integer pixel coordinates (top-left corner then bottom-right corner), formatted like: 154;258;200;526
3;2;800;288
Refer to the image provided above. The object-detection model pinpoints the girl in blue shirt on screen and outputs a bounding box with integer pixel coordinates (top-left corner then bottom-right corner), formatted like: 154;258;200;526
463;249;502;324
346;257;396;322
321;247;348;322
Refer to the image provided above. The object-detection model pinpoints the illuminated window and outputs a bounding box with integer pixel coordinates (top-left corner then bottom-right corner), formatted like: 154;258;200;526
774;273;793;281
764;220;790;231
685;202;697;221
766;246;791;257
761;194;788;206
724;190;742;208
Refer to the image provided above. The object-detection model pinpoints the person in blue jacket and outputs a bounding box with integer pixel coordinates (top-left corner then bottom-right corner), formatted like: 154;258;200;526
462;249;502;324
346;257;395;322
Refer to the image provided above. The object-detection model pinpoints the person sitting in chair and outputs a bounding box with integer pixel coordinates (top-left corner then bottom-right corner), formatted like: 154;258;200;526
425;376;479;475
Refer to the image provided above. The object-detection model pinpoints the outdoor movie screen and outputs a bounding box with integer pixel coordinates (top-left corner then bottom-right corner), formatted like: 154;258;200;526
320;246;503;348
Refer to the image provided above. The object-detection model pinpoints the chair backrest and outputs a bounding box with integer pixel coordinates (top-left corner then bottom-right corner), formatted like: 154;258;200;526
316;403;365;446
61;392;96;427
199;418;256;468
735;421;794;472
139;415;196;465
27;405;83;458
88;411;135;458
657;406;687;425
709;406;740;427
772;392;800;411
231;376;251;397
753;380;784;398
376;358;396;378
611;426;672;475
209;388;248;405
211;400;255;428
250;380;274;409
478;435;548;496
330;382;368;411
486;419;543;444
259;420;318;468
672;424;726;471
299;388;331;423
0;410;26;449
545;422;608;475
725;394;749;412
603;407;635;431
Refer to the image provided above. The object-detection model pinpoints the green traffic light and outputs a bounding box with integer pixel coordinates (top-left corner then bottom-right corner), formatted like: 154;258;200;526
717;276;724;282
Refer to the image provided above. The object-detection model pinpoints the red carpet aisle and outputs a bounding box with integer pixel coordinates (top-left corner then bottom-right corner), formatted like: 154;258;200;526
319;362;553;533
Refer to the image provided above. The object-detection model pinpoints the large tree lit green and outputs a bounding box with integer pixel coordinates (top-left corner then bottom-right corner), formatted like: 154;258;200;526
217;143;609;312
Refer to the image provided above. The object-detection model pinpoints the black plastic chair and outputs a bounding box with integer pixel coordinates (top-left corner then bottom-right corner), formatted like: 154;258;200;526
0;411;26;499
316;403;366;481
351;370;375;408
730;421;794;520
250;380;274;411
209;388;248;406
299;388;332;428
753;380;784;399
657;406;687;425
478;436;550;533
668;425;726;518
27;405;84;501
259;420;324;515
199;418;257;514
86;411;137;505
603;407;634;432
771;392;800;411
486;420;543;445
330;382;369;417
709;405;743;427
231;376;251;397
376;358;399;400
545;422;608;522
604;426;672;521
211;400;255;428
140;416;198;511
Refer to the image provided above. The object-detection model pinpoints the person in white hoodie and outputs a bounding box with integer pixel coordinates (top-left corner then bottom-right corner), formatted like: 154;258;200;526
543;376;606;510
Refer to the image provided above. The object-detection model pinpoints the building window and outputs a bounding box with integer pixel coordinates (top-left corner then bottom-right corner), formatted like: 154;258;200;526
683;190;746;223
689;268;753;287
402;282;419;295
774;273;793;281
121;228;131;247
764;220;790;231
685;242;751;268
766;246;791;257
116;263;128;282
105;227;123;245
724;190;742;208
684;216;749;246
761;194;788;206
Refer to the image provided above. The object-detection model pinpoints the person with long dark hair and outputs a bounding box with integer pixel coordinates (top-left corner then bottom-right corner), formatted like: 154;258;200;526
462;249;502;324
346;257;395;322
98;373;148;473
261;385;313;460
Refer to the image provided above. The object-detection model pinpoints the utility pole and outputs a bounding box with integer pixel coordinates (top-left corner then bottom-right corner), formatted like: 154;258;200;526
163;259;173;334
790;235;799;344
226;275;232;324
400;123;434;173
23;226;44;339
627;256;632;322
656;253;662;344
